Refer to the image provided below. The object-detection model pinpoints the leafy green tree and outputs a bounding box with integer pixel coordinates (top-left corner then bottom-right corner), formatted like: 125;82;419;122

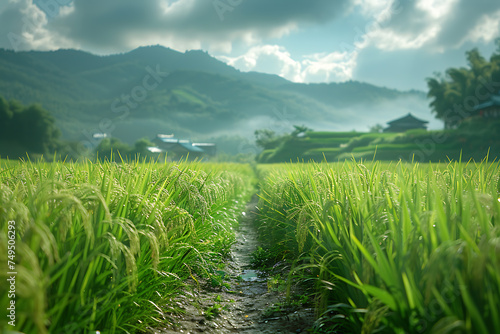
427;41;500;128
255;129;280;150
291;125;311;137
16;104;61;153
0;97;13;137
95;137;157;161
369;124;383;133
95;138;132;160
0;98;61;156
132;138;155;156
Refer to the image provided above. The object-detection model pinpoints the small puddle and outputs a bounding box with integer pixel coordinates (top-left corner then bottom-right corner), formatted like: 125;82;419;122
239;269;260;282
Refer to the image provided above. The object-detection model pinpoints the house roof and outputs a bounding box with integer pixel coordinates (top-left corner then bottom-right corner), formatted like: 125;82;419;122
473;94;500;111
387;113;428;125
147;144;204;153
155;137;190;144
152;135;214;153
192;143;216;147
179;142;204;152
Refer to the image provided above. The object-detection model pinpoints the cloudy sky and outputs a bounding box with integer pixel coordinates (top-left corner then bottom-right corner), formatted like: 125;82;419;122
1;0;499;91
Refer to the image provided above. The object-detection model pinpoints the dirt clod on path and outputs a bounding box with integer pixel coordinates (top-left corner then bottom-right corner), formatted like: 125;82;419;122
151;196;314;334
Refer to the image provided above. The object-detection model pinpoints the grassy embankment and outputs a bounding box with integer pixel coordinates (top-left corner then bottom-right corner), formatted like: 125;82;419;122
256;160;500;333
257;119;500;163
0;158;254;333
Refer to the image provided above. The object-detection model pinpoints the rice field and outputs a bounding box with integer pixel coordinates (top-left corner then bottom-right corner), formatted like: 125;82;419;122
256;159;500;333
0;158;254;333
2;157;500;333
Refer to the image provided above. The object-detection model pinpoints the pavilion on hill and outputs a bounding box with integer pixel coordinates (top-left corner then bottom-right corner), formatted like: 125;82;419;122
383;113;428;133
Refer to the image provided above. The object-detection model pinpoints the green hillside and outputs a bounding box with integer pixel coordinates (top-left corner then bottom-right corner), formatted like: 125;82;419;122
0;46;429;149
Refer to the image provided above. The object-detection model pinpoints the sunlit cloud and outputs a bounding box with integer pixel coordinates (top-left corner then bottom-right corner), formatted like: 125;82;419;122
416;0;458;19
218;45;358;83
463;10;500;45
218;45;303;82
0;0;76;51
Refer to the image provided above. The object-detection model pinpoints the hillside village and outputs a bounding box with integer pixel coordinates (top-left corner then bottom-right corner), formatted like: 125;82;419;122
84;96;500;162
87;100;499;163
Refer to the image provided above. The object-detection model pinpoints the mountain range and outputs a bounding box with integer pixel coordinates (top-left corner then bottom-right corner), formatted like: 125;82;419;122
0;45;436;153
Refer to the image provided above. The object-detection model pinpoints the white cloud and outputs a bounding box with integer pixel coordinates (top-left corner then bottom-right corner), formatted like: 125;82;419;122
353;0;396;19
302;51;357;82
364;25;441;50
462;10;500;45
0;0;76;51
218;45;303;82
360;0;500;52
218;45;358;83
416;0;458;19
39;0;347;54
350;0;442;51
58;3;75;17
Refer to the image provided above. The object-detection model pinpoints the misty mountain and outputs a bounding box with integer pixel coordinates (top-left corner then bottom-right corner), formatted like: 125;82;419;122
0;45;436;148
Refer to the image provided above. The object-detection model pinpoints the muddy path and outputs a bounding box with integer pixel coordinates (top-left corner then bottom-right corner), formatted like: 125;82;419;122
151;196;314;334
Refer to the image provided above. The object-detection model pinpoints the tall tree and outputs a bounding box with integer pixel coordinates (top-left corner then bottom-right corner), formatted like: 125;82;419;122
0;98;61;155
0;97;13;136
427;41;500;128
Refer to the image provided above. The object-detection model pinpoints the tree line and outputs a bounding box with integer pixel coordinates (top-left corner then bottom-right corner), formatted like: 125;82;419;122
0;97;155;160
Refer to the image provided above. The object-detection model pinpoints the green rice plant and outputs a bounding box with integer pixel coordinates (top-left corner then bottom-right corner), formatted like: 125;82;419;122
0;158;253;333
256;159;500;333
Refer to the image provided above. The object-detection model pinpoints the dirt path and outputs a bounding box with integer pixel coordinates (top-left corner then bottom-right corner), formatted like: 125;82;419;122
151;196;314;334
